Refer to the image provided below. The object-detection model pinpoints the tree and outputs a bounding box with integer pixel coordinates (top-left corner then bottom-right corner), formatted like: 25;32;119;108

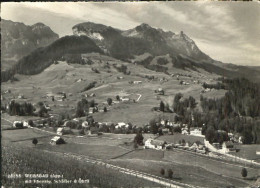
32;138;38;146
149;119;158;134
167;169;173;178
242;129;253;144
160;168;165;176
107;98;112;105
134;132;144;145
103;107;107;112
205;126;216;143
28;120;34;127
160;101;165;112
241;168;247;178
116;95;120;101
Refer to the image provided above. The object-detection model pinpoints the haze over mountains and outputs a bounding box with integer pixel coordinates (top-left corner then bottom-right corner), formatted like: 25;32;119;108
1;19;59;70
1;19;260;83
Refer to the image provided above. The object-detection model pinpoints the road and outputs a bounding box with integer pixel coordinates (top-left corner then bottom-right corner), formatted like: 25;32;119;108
136;93;142;101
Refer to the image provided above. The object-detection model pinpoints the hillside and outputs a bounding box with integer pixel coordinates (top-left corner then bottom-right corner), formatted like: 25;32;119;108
9;36;103;76
1;19;59;70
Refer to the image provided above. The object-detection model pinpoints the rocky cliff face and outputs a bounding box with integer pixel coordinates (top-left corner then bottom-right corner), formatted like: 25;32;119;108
72;22;210;61
1;19;59;69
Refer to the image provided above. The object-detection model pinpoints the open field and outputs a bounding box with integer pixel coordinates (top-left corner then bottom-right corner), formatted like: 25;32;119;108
2;143;159;188
230;144;260;162
164;150;260;180
109;159;250;188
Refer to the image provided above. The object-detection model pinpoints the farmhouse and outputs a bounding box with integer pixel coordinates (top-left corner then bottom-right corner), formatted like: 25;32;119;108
182;129;189;135
18;94;25;99
82;121;89;128
89;107;94;114
115;122;130;129
144;139;166;150
133;81;142;84
162;128;170;134
50;136;65;145
120;97;130;102
190;128;203;136
57;127;71;135
222;141;236;153
158;88;164;95
13;121;24;128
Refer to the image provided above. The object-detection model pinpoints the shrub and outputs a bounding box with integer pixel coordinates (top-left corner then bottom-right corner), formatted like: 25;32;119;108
168;169;173;178
241;168;247;178
160;168;165;176
32;138;38;146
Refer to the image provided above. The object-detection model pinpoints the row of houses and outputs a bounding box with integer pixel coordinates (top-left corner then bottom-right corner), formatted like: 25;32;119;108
144;138;207;153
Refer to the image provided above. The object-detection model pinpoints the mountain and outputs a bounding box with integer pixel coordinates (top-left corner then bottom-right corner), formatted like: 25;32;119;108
2;21;260;83
73;22;210;62
14;35;103;75
1;19;59;70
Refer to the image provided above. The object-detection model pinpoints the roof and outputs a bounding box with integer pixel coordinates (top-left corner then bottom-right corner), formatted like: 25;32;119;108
117;122;126;126
57;128;63;132
51;136;62;142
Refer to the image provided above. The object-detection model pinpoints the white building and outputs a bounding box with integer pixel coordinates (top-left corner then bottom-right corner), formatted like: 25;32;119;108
133;81;142;84
144;139;166;150
190;128;202;136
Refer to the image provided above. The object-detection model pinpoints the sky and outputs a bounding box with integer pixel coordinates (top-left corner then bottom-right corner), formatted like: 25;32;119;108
1;2;260;66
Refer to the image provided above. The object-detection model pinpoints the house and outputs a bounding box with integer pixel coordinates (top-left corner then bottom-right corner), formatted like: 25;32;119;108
115;122;128;129
144;139;166;150
57;127;71;135
182;129;189;135
133;81;142;84
90;93;96;97
13;121;24;128
157;88;164;95
82;121;89;128
120;97;130;102
190;128;202;136
89;107;94;114
162;128;170;134
190;142;199;151
222;141;236;153
50;136;65;145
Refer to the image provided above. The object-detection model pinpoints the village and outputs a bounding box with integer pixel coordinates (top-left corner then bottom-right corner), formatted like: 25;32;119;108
1;56;260;188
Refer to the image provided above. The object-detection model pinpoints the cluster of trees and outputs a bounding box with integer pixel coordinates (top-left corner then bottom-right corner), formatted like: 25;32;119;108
145;64;168;73
113;64;131;75
134;131;144;146
202;82;226;90
159;101;171;112
160;168;174;179
62;54;86;65
170;77;260;144
76;98;96;117
8;100;34;116
82;81;96;92
157;58;168;65
37;102;48;117
91;67;100;74
15;36;103;75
